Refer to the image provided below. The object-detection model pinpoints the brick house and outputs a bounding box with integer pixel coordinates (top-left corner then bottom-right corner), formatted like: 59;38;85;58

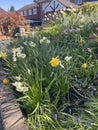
18;0;50;21
18;0;98;22
18;0;78;21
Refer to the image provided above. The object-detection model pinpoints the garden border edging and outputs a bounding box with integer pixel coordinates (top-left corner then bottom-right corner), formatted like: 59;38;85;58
0;71;29;130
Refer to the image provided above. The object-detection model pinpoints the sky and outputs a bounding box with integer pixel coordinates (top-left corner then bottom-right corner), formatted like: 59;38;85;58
0;0;34;11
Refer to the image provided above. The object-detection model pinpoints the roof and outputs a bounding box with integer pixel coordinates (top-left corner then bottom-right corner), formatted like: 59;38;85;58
18;3;38;11
58;0;78;8
0;8;7;14
34;0;51;3
18;0;78;12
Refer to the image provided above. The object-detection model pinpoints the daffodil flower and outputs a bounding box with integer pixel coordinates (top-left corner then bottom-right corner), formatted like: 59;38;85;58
81;63;87;69
49;57;60;67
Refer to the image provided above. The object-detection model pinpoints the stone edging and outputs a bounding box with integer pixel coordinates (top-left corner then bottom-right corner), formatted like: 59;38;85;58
0;70;28;130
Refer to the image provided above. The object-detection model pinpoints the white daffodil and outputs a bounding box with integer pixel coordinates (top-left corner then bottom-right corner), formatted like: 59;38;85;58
17;52;22;57
22;87;29;92
65;56;72;62
29;41;36;47
12;82;23;88
13;56;17;62
27;69;31;74
21;53;26;58
46;39;50;44
15;76;21;81
87;48;92;53
12;48;17;55
16;86;24;92
60;62;64;69
40;37;50;44
12;82;28;92
40;39;44;44
16;47;22;53
43;37;47;40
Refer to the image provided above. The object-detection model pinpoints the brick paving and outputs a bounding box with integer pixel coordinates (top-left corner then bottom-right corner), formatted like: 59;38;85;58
0;60;28;130
0;61;4;130
0;110;4;130
0;113;3;130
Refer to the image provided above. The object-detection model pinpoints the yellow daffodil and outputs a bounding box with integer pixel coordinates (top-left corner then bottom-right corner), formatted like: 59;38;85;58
60;10;67;16
0;52;7;60
2;78;9;84
50;57;60;67
81;63;87;69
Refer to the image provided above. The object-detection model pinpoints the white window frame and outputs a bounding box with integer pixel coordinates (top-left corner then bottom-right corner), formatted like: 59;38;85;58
33;8;37;15
24;10;27;16
28;9;32;15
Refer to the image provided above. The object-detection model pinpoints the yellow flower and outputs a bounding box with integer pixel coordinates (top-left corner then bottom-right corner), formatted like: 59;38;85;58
80;38;85;44
60;10;67;16
50;57;60;67
81;63;87;69
0;52;7;60
2;78;9;84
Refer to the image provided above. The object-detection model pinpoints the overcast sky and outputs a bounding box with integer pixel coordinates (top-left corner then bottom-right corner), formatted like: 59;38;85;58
0;0;34;11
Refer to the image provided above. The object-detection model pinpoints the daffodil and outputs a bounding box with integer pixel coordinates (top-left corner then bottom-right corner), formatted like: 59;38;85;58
29;41;36;47
12;81;28;92
40;37;50;44
2;78;9;84
60;10;67;16
81;63;87;69
22;87;29;92
0;52;7;60
16;86;24;92
12;81;23;87
15;76;21;81
50;57;60;67
15;86;28;92
65;56;72;62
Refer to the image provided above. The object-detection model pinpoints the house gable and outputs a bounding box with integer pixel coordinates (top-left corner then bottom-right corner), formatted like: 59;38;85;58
44;0;66;13
44;0;78;13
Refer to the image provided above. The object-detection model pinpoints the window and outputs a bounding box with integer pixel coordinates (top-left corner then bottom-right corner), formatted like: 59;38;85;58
28;9;32;15
24;10;27;16
33;8;37;15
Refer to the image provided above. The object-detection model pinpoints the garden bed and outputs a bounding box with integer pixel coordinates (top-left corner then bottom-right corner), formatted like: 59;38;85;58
0;3;98;130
